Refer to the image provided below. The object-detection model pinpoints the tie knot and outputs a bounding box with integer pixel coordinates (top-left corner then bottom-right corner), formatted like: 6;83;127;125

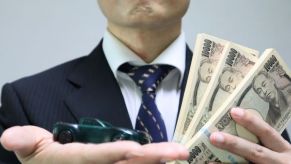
119;63;174;93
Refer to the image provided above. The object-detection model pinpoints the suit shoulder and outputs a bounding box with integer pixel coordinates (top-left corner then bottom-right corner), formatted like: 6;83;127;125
9;55;87;90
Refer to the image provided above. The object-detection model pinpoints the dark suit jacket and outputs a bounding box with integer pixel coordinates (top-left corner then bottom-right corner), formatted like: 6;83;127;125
0;41;289;164
0;41;192;163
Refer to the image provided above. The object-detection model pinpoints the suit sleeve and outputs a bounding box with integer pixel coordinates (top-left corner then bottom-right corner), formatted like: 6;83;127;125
0;83;30;164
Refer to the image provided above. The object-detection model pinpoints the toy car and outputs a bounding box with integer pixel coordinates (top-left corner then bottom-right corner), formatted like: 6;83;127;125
53;118;151;145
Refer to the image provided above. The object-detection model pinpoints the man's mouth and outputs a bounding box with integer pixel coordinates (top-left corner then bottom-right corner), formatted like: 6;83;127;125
130;3;153;14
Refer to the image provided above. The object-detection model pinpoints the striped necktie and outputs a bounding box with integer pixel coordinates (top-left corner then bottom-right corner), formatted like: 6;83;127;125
119;63;174;142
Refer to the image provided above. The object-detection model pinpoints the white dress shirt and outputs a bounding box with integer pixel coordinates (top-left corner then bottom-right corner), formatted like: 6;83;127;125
102;30;186;140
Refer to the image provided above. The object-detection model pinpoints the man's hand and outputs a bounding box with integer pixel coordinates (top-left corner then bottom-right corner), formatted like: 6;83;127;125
0;126;189;164
210;107;291;164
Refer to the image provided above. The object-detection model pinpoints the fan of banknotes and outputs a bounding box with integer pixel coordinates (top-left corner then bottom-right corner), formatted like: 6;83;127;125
171;34;291;164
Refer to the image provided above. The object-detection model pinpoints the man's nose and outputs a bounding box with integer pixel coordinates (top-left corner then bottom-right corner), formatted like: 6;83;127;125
262;88;268;96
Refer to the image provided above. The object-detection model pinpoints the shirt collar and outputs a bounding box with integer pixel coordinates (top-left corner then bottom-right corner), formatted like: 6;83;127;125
102;29;186;86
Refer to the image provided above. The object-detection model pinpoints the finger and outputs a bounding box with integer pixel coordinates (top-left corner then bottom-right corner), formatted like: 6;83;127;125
51;141;144;164
122;142;189;164
0;126;52;158
210;132;281;164
143;142;189;163
231;107;290;152
54;141;187;164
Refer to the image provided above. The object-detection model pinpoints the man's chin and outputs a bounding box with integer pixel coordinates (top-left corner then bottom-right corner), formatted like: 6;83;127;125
124;17;169;29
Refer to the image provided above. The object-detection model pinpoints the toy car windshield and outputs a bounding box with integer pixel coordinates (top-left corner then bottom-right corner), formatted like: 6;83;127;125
53;118;151;145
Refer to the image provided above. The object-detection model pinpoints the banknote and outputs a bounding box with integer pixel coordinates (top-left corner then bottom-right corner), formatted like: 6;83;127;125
181;43;259;143
182;49;291;163
173;34;229;142
168;140;222;164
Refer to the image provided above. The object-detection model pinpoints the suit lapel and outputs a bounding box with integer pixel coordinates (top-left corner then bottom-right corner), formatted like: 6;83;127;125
177;45;193;116
179;45;193;108
65;41;132;128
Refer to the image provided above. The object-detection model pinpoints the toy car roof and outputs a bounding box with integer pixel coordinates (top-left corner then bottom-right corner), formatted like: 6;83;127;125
79;118;113;127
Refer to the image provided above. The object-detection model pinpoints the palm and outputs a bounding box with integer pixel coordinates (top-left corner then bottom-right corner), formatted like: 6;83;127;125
1;126;189;164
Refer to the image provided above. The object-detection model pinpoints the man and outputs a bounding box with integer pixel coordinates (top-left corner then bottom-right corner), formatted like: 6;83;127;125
253;71;291;127
198;59;216;83
219;67;244;93
0;1;291;164
206;67;244;112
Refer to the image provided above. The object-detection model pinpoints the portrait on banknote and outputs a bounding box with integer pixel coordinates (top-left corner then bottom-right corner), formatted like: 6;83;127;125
192;41;224;108
252;70;291;126
207;53;256;113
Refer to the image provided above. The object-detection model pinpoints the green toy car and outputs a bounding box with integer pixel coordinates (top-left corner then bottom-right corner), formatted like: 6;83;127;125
53;118;151;145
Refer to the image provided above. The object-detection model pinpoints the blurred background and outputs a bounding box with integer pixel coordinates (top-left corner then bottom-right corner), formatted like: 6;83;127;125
0;0;291;132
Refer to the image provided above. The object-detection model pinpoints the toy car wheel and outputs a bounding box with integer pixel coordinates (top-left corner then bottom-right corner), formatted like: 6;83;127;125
57;129;74;144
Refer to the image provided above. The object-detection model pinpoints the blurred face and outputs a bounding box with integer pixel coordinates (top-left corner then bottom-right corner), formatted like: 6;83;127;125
199;60;215;83
219;69;244;93
98;0;190;29
253;73;278;103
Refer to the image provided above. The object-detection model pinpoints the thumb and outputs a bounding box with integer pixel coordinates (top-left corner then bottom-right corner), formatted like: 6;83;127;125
1;126;52;158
